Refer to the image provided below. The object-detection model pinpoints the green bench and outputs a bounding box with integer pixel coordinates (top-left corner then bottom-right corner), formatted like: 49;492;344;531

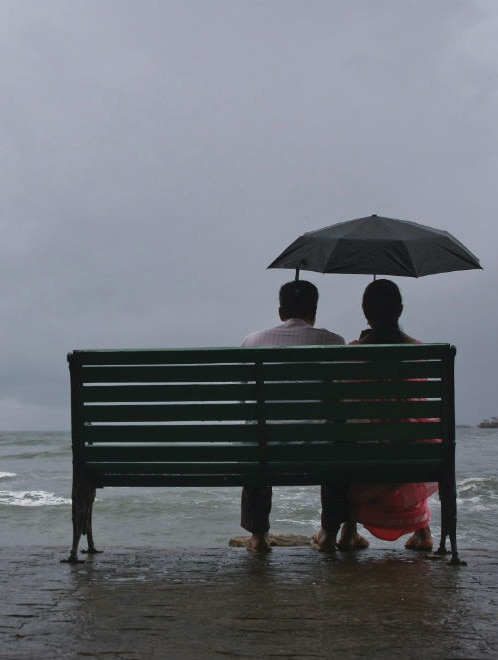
64;343;463;564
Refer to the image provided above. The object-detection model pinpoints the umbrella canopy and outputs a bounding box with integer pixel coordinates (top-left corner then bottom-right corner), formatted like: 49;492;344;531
268;215;482;279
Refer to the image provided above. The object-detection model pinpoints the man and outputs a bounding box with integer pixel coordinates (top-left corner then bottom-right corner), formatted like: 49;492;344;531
240;280;348;552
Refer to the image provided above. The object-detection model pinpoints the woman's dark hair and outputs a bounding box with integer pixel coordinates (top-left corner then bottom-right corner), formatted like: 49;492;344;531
279;280;318;320
361;279;404;343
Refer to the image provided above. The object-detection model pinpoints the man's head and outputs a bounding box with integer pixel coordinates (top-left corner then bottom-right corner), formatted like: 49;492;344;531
279;280;318;324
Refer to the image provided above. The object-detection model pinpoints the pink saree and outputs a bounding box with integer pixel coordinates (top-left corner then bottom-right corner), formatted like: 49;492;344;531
349;481;438;541
348;338;439;541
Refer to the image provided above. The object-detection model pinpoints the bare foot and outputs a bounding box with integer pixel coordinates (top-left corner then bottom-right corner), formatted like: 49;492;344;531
336;522;369;551
310;528;337;552
405;525;433;551
246;533;272;553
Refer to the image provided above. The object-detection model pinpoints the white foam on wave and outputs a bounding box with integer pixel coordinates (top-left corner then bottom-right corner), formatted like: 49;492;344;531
0;489;70;507
458;476;498;494
0;472;16;479
456;476;498;514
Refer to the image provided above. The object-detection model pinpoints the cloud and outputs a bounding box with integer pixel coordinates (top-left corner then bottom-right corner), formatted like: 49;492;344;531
0;0;495;428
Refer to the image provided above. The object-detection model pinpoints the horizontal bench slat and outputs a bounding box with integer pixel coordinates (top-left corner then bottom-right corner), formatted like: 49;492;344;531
70;343;452;365
83;444;260;462
83;383;257;402
262;422;443;443
79;424;258;443
259;361;443;381
265;442;444;462
78;420;443;444
86;459;443;484
81;379;442;403
80;399;442;423
80;364;256;384
91;463;444;488
85;457;442;474
82;441;443;464
86;461;261;476
83;402;255;423
77;360;444;384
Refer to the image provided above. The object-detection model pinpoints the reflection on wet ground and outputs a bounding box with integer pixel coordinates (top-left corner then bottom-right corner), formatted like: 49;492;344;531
1;546;497;659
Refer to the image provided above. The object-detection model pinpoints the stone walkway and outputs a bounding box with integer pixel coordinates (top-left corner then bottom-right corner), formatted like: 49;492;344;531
0;545;497;659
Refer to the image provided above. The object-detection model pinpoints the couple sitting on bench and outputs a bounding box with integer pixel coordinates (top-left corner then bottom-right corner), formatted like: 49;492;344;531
240;278;437;553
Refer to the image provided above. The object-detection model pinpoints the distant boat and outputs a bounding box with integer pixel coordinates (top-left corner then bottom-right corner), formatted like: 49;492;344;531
478;416;498;428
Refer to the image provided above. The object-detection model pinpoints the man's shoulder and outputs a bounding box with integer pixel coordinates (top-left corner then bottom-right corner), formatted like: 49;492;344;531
241;323;345;347
312;327;345;345
241;325;282;347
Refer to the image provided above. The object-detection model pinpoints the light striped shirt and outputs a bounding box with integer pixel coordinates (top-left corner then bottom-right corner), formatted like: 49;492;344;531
241;318;345;347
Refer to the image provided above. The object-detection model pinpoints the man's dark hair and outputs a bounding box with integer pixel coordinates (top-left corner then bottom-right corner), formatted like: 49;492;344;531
279;280;318;320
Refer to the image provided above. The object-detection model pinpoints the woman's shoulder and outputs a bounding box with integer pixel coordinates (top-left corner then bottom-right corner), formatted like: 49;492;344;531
349;332;422;345
401;333;421;344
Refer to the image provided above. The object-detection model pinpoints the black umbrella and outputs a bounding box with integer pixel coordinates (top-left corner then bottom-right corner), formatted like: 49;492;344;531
268;215;482;279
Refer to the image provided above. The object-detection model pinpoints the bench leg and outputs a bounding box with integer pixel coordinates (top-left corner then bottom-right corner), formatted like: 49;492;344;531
433;479;466;566
61;475;99;563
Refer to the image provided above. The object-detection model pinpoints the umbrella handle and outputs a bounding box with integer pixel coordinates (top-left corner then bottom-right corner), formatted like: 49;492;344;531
295;260;305;281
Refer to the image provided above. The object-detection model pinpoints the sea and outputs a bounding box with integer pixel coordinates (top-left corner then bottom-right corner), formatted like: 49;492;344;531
1;427;497;551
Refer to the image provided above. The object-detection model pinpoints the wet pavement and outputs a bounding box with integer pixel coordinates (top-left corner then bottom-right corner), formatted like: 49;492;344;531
0;544;497;659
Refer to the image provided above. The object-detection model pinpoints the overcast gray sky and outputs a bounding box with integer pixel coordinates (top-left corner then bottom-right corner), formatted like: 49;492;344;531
0;0;495;429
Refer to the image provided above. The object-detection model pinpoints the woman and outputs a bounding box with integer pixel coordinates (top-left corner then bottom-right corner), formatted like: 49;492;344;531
341;279;437;551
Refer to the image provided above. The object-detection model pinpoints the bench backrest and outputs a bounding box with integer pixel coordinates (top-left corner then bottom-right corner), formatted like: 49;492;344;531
68;343;456;488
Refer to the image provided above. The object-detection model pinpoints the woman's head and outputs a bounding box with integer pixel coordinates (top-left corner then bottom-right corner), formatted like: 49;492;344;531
361;279;403;341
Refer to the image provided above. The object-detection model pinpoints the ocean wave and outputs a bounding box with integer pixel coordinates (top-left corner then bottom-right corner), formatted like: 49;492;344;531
1;450;70;461
458;476;498;495
0;472;16;480
0;490;71;507
456;477;498;515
